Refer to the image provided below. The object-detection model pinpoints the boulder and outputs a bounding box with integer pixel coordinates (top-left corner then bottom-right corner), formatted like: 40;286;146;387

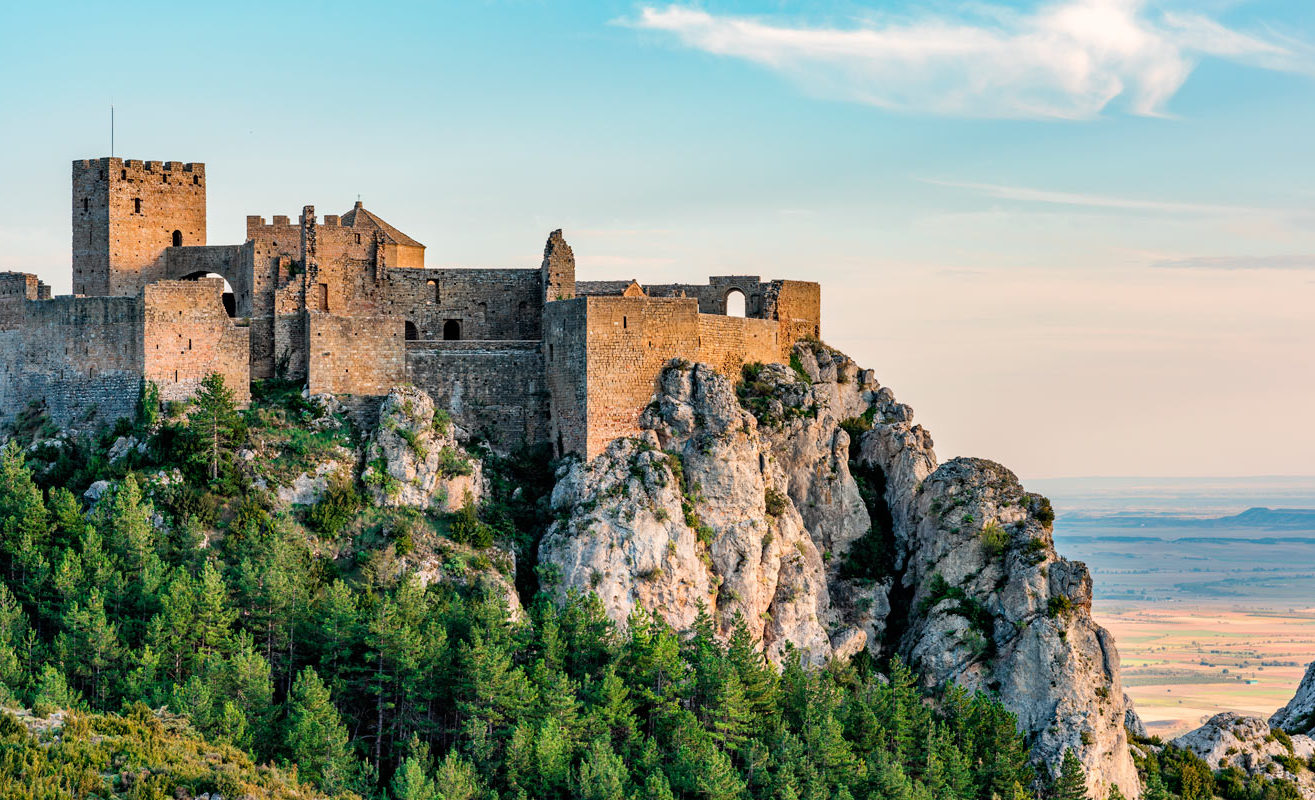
363;386;482;513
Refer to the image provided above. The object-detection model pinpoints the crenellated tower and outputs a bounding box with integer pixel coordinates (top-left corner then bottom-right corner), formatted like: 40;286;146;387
72;158;207;297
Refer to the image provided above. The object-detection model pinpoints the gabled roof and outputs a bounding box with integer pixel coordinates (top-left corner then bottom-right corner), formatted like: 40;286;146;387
339;201;425;248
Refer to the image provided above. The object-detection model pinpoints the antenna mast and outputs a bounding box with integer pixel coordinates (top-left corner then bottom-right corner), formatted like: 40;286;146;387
111;104;115;157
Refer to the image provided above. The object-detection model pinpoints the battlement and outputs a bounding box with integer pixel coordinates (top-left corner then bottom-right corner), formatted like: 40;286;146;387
73;157;204;176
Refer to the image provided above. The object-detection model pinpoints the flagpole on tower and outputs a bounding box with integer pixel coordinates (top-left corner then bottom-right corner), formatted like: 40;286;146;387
111;104;115;158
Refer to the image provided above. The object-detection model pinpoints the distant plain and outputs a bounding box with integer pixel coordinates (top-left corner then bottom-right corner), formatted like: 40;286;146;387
1030;476;1315;737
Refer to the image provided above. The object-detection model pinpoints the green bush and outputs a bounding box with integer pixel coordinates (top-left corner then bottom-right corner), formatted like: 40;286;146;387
980;522;1009;556
306;474;361;535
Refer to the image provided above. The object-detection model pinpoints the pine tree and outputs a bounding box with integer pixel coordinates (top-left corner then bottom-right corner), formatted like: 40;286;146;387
0;442;49;591
1052;749;1089;800
432;748;483;800
1141;769;1168;800
188;372;241;482
577;738;628;800
392;736;438;800
284;667;353;792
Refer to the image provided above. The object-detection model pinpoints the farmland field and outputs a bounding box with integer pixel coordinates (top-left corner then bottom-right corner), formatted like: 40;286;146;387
1029;475;1315;738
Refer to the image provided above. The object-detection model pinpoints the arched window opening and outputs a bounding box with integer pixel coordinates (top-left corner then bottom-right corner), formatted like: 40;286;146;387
133;198;142;214
172;230;182;247
427;279;440;303
355;233;361;244
443;319;461;341
82;198;89;212
725;288;747;317
404;321;419;341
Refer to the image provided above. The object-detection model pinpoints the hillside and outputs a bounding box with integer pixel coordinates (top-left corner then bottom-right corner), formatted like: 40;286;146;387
1;343;1312;799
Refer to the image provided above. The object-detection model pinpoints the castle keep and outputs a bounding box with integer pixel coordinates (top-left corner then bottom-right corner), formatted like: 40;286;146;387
1;157;821;458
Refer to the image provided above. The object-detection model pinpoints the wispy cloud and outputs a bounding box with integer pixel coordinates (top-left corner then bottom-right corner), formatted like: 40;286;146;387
1153;254;1315;270
628;1;1313;119
922;178;1262;215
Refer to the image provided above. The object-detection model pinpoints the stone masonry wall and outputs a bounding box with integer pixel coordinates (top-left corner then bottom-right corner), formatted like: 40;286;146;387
405;341;548;448
73;158;206;297
306;313;405;397
580;296;702;458
142;279;250;406
543;299;590;457
0;295;144;427
162;244;253;315
695;314;780;377
385;267;542;341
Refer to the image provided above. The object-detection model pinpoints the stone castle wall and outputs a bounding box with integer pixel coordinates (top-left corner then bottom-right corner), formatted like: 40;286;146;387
385;267;542;341
142;279;250;406
306;313;405;397
406;340;548;447
543;299;590;459
8;156;824;458
0;294;144;427
541;295;793;459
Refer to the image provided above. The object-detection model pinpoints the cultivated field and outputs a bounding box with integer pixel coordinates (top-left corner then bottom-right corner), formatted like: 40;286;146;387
1094;604;1315;738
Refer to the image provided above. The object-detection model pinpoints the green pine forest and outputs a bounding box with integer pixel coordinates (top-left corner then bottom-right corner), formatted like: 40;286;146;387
0;375;1304;799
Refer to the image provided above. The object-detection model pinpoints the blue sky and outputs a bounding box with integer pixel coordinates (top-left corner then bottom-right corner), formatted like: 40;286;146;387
1;1;1312;478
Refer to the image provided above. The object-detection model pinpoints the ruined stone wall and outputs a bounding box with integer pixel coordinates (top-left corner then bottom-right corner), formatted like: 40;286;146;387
543;299;590;457
767;280;822;359
385;268;542;341
695;314;780;378
142;280;250;406
161;244;252;314
274;313;308;381
0;295;144;427
577;276;787;319
306;313;405;397
579;297;702;458
72;158;206;297
0;273;46;329
541;296;796;458
405;341;547;449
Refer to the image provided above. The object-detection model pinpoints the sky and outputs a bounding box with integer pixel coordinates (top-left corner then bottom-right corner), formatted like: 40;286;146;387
0;0;1312;480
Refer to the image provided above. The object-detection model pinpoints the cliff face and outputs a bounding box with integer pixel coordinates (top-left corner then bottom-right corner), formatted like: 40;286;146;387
537;344;1140;798
1273;661;1315;736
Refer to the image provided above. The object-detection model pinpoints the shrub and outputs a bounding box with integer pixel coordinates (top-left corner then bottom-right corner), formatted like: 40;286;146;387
1047;595;1075;618
436;446;473;478
449;494;494;549
307;474;361;535
980;522;1009;556
764;487;788;518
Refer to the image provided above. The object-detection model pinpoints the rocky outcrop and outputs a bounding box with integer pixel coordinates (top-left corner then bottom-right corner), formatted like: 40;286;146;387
1273;661;1315;735
540;364;842;664
363;387;483;513
1125;693;1148;739
896;457;1138;799
536;342;1139;797
1173;712;1315;795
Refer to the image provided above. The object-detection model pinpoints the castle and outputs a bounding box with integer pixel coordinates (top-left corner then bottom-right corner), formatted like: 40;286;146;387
0;157;821;458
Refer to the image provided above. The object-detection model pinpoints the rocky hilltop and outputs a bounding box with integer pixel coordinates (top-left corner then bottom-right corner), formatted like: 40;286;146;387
536;344;1139;798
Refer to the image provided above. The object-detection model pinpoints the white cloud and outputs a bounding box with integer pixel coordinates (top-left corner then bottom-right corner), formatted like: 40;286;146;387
921;178;1263;214
629;1;1312;119
1152;254;1315;270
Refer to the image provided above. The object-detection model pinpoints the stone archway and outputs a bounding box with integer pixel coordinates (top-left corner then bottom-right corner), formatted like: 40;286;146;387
180;271;236;317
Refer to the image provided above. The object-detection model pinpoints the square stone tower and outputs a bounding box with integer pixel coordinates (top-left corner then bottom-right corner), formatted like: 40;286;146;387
72;158;207;297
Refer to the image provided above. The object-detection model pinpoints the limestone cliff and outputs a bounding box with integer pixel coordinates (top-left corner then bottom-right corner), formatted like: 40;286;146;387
536;344;1139;798
1273;660;1315;736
